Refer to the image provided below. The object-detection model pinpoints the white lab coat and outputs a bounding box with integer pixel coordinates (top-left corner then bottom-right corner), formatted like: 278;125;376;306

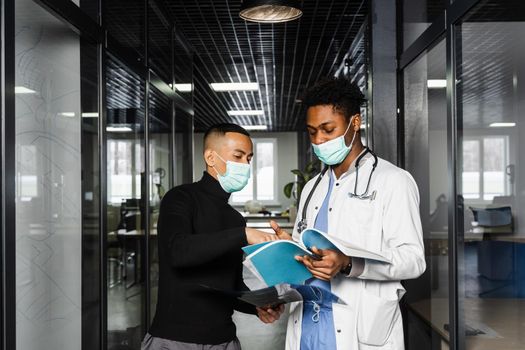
285;153;426;350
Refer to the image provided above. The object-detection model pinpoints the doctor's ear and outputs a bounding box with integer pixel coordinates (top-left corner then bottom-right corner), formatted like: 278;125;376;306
351;114;361;131
204;149;215;167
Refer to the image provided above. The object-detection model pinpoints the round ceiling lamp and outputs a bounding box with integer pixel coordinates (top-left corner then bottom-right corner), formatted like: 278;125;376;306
240;0;303;23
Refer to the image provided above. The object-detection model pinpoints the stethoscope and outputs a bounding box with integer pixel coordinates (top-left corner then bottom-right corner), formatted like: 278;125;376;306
296;147;379;234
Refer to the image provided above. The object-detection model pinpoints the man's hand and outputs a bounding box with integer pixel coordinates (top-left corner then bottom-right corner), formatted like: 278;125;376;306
256;304;285;323
245;228;278;245
270;220;292;240
295;247;351;281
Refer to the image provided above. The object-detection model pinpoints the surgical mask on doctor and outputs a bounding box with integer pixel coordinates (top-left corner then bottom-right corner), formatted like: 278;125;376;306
312;119;357;165
212;152;251;193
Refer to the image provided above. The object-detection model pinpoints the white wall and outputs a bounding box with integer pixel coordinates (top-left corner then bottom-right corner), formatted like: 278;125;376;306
193;132;298;211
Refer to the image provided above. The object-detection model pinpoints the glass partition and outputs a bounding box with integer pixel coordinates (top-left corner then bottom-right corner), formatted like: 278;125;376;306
148;84;173;324
456;2;525;349
106;54;146;349
403;39;449;349
15;0;87;348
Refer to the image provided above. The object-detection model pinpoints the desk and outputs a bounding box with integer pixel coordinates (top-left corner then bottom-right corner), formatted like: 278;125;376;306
408;298;525;350
242;213;290;223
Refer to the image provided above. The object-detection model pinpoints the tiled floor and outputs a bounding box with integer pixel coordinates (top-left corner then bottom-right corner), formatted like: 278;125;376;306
107;266;288;350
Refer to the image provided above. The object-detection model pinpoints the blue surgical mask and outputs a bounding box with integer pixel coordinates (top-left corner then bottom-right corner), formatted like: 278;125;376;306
213;152;251;193
312;121;357;165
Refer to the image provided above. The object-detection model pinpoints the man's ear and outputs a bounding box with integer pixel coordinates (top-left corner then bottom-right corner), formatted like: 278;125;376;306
204;149;215;167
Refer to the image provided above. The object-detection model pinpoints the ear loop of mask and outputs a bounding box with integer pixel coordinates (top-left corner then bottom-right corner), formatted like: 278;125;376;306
345;116;358;149
211;151;226;177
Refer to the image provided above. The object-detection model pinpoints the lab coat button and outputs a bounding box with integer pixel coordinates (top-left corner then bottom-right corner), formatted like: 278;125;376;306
336;183;339;186
315;206;318;210
337;329;341;333
329;208;332;212
294;320;297;324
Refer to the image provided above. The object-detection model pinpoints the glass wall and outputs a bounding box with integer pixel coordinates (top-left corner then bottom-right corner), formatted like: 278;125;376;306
403;40;449;350
106;54;146;349
15;0;85;348
456;2;525;349
401;1;525;349
148;83;173;323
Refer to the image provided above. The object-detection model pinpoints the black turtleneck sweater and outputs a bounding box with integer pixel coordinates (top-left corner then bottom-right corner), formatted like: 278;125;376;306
149;172;256;344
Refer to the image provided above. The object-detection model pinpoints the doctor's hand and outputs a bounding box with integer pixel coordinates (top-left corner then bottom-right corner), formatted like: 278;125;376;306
245;228;279;245
256;304;285;323
295;247;351;281
270;220;292;240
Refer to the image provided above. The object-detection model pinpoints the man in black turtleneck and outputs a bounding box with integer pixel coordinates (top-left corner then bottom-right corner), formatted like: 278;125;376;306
143;123;285;350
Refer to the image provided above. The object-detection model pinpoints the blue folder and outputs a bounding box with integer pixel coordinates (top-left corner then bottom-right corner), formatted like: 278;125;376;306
243;241;313;286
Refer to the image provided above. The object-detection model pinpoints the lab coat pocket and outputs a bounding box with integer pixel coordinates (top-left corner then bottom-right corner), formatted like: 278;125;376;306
357;290;399;346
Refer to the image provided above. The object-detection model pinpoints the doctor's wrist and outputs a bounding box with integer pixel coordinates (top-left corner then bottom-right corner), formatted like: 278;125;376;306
339;256;352;275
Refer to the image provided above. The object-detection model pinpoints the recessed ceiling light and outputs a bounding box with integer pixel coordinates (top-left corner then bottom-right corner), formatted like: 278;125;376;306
106;126;133;132
82;112;99;118
243;125;268;131
227;110;264;116
175;84;193;92
490;122;516;128
240;0;302;23
15;86;36;94
211;82;259;91
427;79;446;88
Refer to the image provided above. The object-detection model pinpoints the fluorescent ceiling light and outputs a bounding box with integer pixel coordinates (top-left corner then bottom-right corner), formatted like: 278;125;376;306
490;122;516;128
58;112;75;117
15;86;36;94
211;82;258;91
175;84;193;92
243;125;268;131
82;112;99;118
228;110;264;116
427;79;446;88
106;126;133;132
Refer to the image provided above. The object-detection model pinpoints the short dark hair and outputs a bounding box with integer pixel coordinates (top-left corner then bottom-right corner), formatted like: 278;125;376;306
203;123;250;147
302;77;365;119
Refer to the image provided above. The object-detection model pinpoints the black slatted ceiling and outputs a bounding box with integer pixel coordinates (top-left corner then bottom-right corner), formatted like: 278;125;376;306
166;0;368;131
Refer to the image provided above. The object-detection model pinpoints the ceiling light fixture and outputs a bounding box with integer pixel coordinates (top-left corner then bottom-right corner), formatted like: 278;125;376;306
82;112;99;118
211;82;259;91
239;0;302;23
174;84;193;92
489;122;516;128
106;126;133;133
427;79;447;89
227;110;264;116
243;125;268;131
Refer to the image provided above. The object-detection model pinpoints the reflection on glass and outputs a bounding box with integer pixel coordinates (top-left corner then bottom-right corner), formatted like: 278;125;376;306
148;3;172;84
403;40;448;349
457;3;525;349
174;108;193;186
148;85;173;324
106;54;146;349
403;0;446;49
106;0;145;60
